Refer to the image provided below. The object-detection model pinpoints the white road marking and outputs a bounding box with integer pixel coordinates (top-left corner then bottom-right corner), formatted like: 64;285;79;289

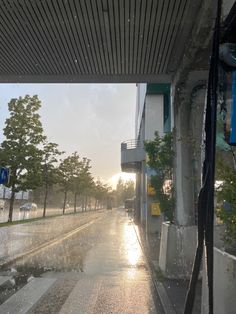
0;278;56;314
59;277;102;314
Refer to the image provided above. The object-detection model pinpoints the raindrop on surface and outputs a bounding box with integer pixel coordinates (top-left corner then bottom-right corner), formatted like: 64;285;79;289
75;59;78;63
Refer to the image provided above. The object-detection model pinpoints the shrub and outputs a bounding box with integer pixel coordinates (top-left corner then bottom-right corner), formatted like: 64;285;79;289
144;131;175;222
216;157;236;250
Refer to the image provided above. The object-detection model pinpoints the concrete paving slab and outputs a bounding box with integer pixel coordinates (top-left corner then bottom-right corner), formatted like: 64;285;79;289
60;273;157;314
0;277;56;314
59;276;102;314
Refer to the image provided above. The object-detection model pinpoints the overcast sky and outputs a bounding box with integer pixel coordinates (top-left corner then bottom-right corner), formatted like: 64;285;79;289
0;84;136;184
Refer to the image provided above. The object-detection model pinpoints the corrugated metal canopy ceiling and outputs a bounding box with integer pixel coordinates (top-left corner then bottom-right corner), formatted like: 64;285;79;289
0;0;200;83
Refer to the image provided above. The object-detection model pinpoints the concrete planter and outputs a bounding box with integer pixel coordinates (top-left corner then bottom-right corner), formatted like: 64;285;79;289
159;222;197;278
201;247;236;314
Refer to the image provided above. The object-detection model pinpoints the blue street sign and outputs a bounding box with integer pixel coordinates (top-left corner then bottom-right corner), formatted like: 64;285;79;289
0;167;10;185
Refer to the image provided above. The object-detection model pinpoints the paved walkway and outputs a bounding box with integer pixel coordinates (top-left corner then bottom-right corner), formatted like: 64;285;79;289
0;209;164;313
143;232;202;314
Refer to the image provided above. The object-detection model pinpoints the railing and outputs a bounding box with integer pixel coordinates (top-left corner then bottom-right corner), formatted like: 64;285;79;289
121;139;144;151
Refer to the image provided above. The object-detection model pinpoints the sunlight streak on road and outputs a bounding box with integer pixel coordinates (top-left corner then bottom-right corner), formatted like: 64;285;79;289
123;222;141;267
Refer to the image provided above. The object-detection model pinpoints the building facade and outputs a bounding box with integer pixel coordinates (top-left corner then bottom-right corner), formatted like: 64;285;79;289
121;83;171;234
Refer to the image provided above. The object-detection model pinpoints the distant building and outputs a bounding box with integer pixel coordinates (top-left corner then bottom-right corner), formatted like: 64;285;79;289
121;83;171;234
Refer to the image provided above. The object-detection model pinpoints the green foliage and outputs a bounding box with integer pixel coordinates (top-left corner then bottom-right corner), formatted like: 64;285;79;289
70;157;93;197
93;180;111;206
40;141;64;216
58;152;83;193
0;95;46;221
41;142;63;186
0;95;45;191
144;131;174;221
115;178;135;205
216;154;236;248
58;153;96;212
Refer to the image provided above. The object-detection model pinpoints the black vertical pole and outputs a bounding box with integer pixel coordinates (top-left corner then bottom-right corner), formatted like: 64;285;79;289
205;1;221;312
184;1;221;313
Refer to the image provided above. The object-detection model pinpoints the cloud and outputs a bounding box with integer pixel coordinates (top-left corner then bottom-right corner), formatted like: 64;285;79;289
0;84;136;180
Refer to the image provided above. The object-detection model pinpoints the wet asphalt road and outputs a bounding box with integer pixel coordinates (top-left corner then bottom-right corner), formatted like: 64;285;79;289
0;209;163;313
0;207;77;223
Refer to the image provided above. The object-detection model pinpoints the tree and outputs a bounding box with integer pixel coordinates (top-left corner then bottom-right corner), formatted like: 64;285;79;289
70;157;93;213
115;178;135;206
41;141;63;217
58;152;83;214
0;95;45;222
93;180;110;210
115;178;125;205
144;131;174;221
123;180;135;201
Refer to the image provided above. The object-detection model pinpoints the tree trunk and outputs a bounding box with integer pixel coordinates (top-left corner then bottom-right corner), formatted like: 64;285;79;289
82;195;85;211
74;193;77;213
85;195;88;211
63;190;67;214
43;184;48;218
8;188;15;222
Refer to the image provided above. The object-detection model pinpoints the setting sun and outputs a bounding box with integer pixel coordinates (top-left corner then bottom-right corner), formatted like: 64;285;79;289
107;172;136;189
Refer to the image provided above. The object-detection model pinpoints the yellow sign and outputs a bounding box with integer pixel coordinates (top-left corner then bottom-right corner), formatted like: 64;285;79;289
147;184;156;196
150;203;161;216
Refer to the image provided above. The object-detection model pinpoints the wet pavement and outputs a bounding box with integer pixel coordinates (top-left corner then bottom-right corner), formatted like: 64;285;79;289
0;209;163;313
0;207;78;223
141;229;202;314
0;211;102;266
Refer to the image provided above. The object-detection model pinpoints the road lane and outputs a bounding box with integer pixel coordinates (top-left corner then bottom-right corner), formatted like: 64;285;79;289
0;211;104;266
0;207;85;223
0;209;163;313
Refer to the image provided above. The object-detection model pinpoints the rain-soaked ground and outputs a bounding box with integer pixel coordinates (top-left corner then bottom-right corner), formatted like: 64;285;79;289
0;207;76;223
0;208;163;313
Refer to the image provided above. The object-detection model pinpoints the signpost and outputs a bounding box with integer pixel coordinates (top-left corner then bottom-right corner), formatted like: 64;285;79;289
0;167;10;185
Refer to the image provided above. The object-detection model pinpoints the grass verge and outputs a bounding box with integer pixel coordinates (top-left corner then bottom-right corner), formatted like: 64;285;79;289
0;211;82;228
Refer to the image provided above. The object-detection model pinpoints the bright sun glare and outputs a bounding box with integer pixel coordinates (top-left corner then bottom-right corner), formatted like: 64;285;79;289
123;223;141;267
108;172;136;190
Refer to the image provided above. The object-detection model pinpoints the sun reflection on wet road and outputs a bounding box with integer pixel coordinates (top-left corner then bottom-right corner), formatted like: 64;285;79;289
123;222;141;267
0;210;159;313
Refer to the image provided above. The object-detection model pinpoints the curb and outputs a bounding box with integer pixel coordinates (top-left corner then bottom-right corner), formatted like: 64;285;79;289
152;277;177;314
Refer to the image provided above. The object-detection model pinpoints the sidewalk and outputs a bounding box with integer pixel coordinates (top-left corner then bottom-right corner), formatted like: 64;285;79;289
137;226;202;314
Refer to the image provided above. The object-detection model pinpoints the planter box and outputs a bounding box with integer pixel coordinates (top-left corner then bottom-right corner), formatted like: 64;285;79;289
159;222;197;278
